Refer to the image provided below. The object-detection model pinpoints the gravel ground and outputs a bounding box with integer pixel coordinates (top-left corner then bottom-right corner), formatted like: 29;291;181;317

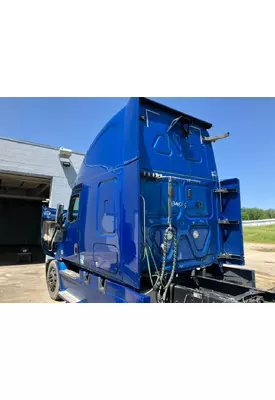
0;242;274;303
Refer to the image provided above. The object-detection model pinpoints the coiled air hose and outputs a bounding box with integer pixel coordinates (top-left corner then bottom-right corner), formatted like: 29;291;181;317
161;227;178;302
143;174;202;300
153;177;178;302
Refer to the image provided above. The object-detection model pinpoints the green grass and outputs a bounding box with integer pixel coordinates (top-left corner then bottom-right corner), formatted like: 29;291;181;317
243;224;275;244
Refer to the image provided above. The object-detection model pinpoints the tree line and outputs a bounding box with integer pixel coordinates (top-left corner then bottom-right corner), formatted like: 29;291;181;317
242;208;275;220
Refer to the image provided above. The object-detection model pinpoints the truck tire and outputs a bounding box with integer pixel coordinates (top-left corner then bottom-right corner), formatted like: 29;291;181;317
46;260;61;301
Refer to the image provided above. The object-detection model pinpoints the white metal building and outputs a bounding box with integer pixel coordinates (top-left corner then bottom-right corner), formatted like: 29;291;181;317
0;136;85;264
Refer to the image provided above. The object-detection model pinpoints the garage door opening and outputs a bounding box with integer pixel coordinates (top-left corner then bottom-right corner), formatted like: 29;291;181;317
0;172;51;266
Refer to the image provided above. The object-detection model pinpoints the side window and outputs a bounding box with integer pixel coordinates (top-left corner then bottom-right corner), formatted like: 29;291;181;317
68;194;80;223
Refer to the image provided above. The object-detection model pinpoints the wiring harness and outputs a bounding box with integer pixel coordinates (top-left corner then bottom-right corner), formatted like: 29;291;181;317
144;177;178;302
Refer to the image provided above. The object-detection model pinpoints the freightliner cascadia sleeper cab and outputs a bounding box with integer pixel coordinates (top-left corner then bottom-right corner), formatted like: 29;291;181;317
41;98;275;303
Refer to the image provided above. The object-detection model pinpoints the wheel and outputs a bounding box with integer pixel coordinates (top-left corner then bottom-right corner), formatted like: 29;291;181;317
46;260;61;301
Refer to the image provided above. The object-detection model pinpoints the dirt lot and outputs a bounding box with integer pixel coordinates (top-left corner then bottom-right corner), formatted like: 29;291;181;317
243;242;275;290
0;242;275;303
0;262;56;303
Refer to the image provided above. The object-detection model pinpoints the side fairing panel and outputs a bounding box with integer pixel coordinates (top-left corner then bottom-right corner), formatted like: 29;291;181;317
219;178;244;265
78;164;140;289
78;170;122;279
77;98;141;289
120;161;140;288
120;97;141;288
123;97;140;162
58;266;150;303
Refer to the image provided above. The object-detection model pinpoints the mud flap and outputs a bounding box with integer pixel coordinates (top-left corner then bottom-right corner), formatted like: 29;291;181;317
217;178;244;265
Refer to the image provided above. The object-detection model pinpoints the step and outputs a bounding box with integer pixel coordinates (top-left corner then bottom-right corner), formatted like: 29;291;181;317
60;269;80;280
59;290;83;303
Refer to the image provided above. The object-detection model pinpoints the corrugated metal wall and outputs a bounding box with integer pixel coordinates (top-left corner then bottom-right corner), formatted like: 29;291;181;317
0;137;86;255
0;137;85;209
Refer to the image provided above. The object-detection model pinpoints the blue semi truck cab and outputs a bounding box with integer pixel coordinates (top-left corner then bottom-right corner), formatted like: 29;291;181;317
41;97;275;303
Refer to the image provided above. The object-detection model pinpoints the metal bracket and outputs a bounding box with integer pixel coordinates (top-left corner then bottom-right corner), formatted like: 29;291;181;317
217;253;243;260
202;132;230;143
167;115;189;135
218;219;239;225
167;116;183;132
214;188;238;194
145;109;160;128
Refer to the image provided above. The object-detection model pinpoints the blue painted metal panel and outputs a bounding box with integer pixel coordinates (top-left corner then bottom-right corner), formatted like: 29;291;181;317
58;262;149;303
93;243;118;273
140;176;219;272
219;178;244;264
138;97;220;273
76;99;141;289
138;100;216;180
78;170;122;281
97;178;117;235
120;161;140;288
